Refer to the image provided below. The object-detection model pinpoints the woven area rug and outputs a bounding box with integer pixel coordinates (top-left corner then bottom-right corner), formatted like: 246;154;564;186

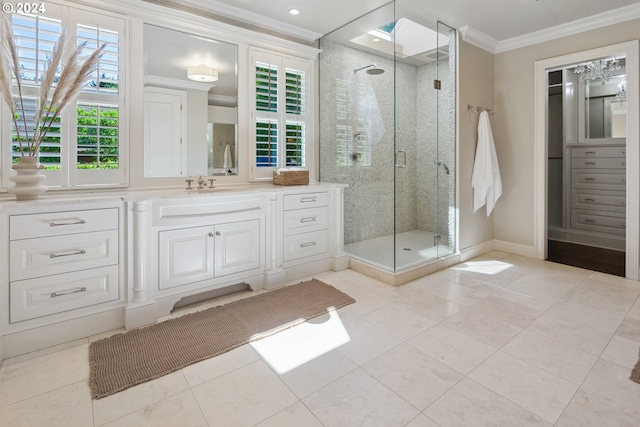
631;348;640;385
89;279;355;399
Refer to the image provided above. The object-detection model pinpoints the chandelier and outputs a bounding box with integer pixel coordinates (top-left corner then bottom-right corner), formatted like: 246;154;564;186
573;58;621;83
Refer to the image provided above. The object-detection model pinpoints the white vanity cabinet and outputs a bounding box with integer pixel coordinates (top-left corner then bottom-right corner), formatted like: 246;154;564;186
282;191;330;262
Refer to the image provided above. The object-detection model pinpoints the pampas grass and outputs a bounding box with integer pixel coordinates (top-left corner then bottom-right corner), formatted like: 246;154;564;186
1;15;106;157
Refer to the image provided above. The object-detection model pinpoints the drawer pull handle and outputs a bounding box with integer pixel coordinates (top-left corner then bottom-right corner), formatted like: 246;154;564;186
584;161;596;165
584;198;596;202
622;178;626;183
584;219;596;224
49;219;86;227
300;197;317;203
621;161;626;166
621;223;626;228
300;242;317;248
50;249;86;259
300;217;317;223
621;201;627;206
51;287;87;298
584;177;596;182
622;150;626;155
584;151;596;155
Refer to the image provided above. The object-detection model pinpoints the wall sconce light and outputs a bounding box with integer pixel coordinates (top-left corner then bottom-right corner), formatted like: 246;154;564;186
187;65;218;82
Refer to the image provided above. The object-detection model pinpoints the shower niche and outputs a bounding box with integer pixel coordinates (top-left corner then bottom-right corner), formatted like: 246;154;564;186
319;1;456;283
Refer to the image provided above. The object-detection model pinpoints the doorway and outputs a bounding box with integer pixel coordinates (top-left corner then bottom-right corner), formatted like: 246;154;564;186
533;41;639;280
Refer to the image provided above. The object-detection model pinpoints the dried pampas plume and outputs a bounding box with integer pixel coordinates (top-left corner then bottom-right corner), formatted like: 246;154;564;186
0;15;106;156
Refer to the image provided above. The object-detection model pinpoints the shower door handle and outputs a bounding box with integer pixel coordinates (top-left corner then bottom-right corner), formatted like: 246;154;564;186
395;149;406;168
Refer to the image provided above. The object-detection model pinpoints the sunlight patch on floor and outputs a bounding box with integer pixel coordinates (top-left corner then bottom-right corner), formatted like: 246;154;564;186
250;308;350;374
452;260;512;275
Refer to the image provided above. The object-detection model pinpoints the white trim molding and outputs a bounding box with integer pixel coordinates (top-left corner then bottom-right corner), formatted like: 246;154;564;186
533;41;639;280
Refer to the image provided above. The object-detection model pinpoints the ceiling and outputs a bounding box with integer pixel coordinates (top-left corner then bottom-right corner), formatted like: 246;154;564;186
149;0;640;52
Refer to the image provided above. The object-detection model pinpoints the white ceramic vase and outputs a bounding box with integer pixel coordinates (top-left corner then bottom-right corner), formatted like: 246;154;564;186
7;156;47;201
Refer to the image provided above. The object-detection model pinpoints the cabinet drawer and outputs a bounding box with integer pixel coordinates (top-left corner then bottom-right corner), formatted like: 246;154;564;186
10;208;118;240
283;230;328;262
571;146;626;158
10;230;119;281
284;207;328;236
571;169;626;191
571;209;626;235
10;265;119;323
571;158;626;169
283;192;328;210
570;190;626;213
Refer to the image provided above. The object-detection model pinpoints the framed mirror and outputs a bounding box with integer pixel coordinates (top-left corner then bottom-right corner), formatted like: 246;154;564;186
143;24;238;178
576;56;627;143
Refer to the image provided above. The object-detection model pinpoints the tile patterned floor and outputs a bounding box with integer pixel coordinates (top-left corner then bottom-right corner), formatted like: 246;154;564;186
1;251;640;426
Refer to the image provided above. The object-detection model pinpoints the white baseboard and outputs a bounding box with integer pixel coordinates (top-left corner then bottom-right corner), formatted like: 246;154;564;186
459;240;495;262
494;240;538;259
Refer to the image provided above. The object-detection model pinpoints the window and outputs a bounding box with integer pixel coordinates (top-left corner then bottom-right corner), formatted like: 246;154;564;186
2;5;126;188
251;49;311;180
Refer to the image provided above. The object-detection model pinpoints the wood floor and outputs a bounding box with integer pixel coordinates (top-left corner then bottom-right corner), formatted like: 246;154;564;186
547;239;625;277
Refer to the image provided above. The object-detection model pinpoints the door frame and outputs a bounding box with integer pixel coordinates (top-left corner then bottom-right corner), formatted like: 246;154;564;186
533;40;639;280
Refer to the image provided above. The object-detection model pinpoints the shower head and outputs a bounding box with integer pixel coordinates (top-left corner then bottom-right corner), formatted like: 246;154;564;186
353;63;385;75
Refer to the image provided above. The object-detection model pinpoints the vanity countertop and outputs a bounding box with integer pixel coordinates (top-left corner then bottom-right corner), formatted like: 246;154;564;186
0;182;348;209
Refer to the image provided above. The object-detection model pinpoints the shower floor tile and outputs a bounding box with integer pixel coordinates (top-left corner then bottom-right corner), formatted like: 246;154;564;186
345;230;448;270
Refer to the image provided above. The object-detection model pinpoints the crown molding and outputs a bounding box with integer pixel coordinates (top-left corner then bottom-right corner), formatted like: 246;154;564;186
459;26;499;53
144;75;215;91
495;3;640;53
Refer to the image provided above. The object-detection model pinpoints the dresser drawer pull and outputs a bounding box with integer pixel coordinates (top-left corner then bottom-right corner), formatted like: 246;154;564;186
49;249;86;259
622;149;626;155
51;287;87;298
584;161;596;165
622;178;626;183
299;217;317;223
584;151;596;155
621;223;626;228
621;161;626;166
584;177;596;182
300;197;317;203
584;198;596;202
300;241;317;248
621;201;627;206
584;219;596;224
49;219;86;227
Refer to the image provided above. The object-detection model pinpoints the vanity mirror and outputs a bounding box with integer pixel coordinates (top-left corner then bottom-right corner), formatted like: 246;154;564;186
143;24;238;178
575;57;627;143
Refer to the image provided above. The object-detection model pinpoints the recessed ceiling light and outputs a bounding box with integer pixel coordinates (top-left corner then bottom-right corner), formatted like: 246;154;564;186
289;8;300;15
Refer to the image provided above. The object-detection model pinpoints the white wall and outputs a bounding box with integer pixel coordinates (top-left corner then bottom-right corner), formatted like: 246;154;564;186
493;19;640;248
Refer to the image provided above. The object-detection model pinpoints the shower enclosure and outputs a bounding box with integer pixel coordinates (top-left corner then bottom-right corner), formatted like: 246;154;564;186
319;1;457;273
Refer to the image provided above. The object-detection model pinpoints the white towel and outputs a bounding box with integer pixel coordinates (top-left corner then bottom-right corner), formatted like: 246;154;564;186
223;144;233;170
472;111;502;216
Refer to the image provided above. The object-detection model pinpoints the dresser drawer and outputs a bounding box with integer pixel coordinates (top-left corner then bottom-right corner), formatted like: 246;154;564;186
283;230;329;262
283;192;328;211
570;190;626;213
283;207;328;236
571;158;626;169
10;230;119;281
10;208;118;240
571;146;626;158
571;210;626;235
571;169;626;191
10;265;119;323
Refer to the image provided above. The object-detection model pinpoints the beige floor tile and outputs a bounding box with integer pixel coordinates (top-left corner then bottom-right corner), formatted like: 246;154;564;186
0;381;92;427
463;294;542;328
342;286;392;316
363;343;463;411
337;317;402;365
601;335;640;369
501;330;598;384
277;349;357;398
192;360;297;427
303;368;419;427
443;307;522;349
407;324;495;375
493;287;556;312
562;279;640;315
422;280;491;307
404;414;441;427
468;351;578;423
581;358;640;411
588;271;640;289
254;401;324;427
0;344;89;408
402;291;462;322
0;338;87;367
362;303;436;341
527;313;614;356
92;371;190;426
181;344;260;387
102;390;207;427
555;387;640;427
424;378;552;427
616;316;640;343
543;300;625;333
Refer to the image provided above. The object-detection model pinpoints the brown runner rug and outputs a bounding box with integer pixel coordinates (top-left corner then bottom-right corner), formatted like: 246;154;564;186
89;279;355;399
631;348;640;385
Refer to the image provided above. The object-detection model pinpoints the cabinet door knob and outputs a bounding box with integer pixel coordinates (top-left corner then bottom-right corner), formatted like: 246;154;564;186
208;232;214;237
215;231;221;236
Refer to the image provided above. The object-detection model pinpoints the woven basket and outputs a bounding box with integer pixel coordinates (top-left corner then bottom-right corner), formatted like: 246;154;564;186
273;170;309;185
